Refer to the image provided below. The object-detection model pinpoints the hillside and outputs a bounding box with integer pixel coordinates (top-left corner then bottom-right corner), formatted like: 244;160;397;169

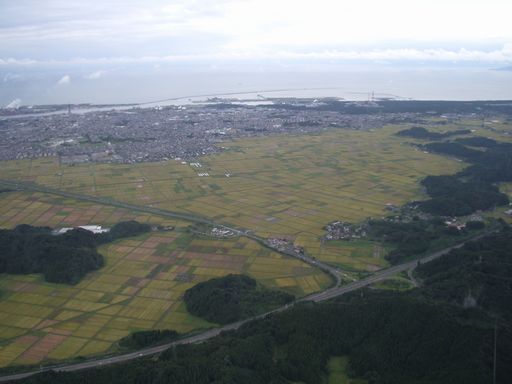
183;274;294;324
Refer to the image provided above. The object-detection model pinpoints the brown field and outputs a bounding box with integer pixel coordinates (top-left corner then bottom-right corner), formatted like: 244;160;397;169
0;124;466;270
0;191;330;366
1;121;501;366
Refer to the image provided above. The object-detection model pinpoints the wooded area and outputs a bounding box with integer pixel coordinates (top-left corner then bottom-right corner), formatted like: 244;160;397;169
418;139;512;215
183;274;294;324
0;221;151;284
21;229;512;384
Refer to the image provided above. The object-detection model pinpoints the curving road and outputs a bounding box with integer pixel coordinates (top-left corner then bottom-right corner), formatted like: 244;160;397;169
0;233;489;382
0;179;491;382
0;179;342;286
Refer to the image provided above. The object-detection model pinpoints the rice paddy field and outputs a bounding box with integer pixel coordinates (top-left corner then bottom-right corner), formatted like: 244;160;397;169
314;239;392;272
0;191;188;229
0;191;330;367
0;119;508;367
0;124;468;270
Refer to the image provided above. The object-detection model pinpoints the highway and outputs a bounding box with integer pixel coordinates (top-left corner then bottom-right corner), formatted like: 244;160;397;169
0;179;491;382
306;241;468;302
0;179;342;286
0;233;489;382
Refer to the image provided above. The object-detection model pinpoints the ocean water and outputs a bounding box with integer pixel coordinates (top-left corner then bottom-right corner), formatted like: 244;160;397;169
1;68;512;107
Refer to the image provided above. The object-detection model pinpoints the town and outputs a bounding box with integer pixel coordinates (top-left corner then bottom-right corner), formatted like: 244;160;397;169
0;99;429;164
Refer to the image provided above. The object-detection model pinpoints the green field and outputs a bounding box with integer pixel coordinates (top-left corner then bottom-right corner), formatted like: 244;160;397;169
0;192;330;367
0;124;468;270
372;276;415;291
325;356;367;384
0;120;499;367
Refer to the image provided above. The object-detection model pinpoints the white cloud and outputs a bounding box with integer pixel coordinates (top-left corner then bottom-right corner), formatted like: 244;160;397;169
1;0;512;63
2;44;512;67
57;74;71;85
274;46;512;62
2;0;512;70
84;70;107;79
5;98;22;108
220;0;512;50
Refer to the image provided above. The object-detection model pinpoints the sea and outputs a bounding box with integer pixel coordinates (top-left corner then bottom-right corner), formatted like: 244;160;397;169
1;68;512;109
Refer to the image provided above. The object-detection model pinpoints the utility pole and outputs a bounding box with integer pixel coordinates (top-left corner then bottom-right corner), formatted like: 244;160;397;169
172;343;177;361
493;317;497;384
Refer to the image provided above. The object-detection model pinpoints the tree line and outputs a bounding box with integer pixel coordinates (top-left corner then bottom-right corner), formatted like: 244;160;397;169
396;126;471;140
119;330;179;350
365;217;485;264
183;274;294;324
20;228;512;384
0;221;150;284
417;138;512;216
391;129;512;216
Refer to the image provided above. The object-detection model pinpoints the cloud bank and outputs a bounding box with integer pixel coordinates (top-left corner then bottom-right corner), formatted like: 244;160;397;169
1;1;511;105
1;45;512;68
1;0;512;67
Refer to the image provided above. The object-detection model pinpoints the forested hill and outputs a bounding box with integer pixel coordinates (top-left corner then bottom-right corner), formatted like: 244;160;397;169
396;126;471;139
258;100;512;115
183;274;294;324
416;227;512;320
416;138;512;216
365;217;486;264
392;125;512;216
0;221;150;284
20;228;512;384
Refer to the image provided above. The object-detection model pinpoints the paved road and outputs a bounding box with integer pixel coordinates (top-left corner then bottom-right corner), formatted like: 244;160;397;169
0;179;492;382
0;179;341;286
305;230;493;303
305;241;467;302
0;233;490;382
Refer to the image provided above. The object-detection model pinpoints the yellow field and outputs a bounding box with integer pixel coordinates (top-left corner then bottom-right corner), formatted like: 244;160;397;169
1;121;489;367
0;192;330;367
0;191;188;229
0;124;467;269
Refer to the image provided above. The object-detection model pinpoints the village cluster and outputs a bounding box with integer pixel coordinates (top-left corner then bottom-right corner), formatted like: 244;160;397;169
267;238;306;257
323;221;368;240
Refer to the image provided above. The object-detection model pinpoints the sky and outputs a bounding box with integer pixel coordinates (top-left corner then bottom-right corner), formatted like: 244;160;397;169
1;0;512;105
